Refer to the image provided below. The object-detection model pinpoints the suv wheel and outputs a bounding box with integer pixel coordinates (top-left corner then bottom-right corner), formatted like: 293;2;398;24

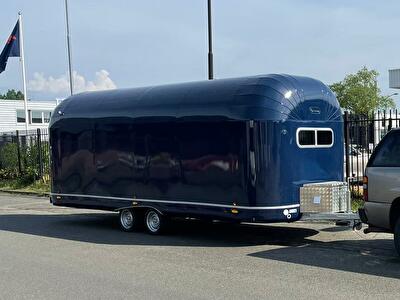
394;217;400;256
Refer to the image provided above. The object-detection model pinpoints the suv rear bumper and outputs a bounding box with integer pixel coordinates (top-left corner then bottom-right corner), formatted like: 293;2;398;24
360;202;391;231
359;207;393;233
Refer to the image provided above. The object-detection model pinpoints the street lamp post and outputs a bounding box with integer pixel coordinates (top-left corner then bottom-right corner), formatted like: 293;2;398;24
65;0;74;95
207;0;213;80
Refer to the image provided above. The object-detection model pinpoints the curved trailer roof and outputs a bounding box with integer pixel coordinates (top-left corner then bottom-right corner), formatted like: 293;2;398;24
50;74;342;126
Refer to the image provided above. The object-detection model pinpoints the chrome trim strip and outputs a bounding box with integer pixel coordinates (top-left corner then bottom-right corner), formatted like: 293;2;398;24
50;193;300;210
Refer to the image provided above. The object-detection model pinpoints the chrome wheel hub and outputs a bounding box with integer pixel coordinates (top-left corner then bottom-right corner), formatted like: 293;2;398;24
121;210;134;229
146;211;160;232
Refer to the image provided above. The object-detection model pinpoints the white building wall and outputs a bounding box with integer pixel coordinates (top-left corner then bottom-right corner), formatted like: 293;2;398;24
0;100;59;133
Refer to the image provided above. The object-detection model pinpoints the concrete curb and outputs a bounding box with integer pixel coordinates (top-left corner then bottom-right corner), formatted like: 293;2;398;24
0;189;49;197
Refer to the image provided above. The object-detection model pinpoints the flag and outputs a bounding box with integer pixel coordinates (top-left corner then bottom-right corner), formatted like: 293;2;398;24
0;20;20;74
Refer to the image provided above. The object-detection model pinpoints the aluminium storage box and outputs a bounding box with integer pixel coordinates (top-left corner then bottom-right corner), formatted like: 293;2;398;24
300;181;349;213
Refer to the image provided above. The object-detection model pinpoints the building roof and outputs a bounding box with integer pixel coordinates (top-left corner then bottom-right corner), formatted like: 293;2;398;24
50;74;342;126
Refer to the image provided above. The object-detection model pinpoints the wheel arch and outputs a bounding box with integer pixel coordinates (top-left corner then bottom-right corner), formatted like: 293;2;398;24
115;205;164;216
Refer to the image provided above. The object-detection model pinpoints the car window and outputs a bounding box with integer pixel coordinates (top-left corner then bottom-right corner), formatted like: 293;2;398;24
370;130;400;167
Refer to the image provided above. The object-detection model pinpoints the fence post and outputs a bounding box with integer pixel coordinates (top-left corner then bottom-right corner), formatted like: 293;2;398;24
37;128;43;179
16;130;22;175
344;111;350;180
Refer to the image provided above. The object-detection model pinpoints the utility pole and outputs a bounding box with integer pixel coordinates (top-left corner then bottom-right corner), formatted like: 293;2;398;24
65;0;74;95
207;0;213;80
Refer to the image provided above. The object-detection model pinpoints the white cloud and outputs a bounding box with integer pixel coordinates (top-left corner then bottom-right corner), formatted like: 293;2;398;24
28;69;116;94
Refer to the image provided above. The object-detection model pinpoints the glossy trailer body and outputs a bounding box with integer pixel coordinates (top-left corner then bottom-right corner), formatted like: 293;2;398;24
49;74;344;223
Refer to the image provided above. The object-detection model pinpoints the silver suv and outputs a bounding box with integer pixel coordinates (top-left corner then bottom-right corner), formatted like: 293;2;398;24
359;128;400;255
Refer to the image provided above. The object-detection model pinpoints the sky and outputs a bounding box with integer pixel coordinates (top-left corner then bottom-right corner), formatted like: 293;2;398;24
1;0;400;105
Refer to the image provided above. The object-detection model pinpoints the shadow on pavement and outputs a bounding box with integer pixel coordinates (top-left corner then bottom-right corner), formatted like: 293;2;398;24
0;213;317;247
1;212;399;278
249;238;400;279
319;226;352;232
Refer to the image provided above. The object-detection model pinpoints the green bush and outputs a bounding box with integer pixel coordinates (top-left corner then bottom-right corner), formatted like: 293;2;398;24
0;168;19;180
0;139;50;184
19;166;38;185
0;143;19;172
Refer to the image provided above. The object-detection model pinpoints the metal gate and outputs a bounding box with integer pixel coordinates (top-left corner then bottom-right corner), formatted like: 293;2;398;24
344;110;400;197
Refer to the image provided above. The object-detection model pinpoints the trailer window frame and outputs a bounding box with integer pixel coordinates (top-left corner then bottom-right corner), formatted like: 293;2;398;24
296;127;334;148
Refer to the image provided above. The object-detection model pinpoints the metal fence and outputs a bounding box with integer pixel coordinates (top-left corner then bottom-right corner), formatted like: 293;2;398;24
0;128;50;181
0;110;398;195
344;110;400;196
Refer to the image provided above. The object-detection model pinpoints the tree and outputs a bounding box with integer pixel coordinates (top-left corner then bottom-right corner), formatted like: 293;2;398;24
330;67;396;115
0;89;24;100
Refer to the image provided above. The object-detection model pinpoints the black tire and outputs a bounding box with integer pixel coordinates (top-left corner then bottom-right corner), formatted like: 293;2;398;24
119;208;142;232
144;209;166;235
394;217;400;256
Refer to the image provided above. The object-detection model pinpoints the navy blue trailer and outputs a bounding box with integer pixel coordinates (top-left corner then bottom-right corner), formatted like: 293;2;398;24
49;74;344;233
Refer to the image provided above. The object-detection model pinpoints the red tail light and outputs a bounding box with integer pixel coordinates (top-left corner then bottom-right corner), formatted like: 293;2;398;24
363;176;368;201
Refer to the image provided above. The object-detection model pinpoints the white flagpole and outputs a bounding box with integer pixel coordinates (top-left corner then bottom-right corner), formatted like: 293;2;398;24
18;12;29;132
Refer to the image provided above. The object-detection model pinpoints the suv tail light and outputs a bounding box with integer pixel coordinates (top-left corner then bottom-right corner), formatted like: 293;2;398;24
363;176;368;201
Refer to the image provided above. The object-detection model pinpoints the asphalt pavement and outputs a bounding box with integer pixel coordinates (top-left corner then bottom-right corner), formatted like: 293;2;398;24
0;192;399;299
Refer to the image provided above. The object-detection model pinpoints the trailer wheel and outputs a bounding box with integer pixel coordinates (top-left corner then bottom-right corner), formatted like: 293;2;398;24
394;217;400;256
119;208;140;232
145;209;165;234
